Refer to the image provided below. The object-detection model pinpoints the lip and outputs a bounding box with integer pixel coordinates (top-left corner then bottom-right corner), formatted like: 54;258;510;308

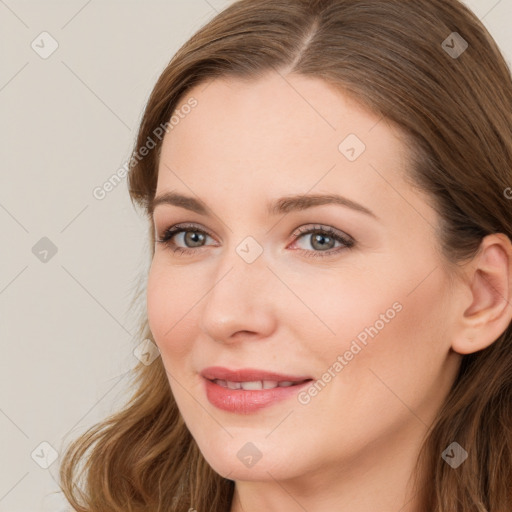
200;366;314;414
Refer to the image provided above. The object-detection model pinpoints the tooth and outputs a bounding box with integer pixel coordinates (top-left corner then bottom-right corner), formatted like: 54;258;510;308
240;381;263;390
213;379;297;390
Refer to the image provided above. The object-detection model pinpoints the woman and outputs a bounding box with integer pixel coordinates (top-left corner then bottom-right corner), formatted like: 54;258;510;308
59;0;512;510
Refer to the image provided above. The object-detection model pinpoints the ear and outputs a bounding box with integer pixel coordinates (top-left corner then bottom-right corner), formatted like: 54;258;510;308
451;233;512;355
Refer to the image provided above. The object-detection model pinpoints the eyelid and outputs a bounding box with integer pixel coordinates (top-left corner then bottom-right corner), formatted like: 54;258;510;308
292;224;353;243
156;221;210;236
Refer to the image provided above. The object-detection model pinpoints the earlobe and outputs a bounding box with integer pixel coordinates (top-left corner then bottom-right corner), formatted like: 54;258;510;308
451;233;512;355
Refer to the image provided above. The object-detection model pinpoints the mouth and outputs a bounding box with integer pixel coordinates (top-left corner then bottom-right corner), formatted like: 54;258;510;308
200;367;314;414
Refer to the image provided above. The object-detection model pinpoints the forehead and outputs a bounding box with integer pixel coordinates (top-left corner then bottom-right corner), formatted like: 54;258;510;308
161;72;401;159
156;72;413;218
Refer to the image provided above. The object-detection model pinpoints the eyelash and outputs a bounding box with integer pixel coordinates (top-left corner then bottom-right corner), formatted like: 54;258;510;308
156;222;355;259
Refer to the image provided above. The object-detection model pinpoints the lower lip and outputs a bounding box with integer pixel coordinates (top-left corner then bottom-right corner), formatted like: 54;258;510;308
203;378;312;414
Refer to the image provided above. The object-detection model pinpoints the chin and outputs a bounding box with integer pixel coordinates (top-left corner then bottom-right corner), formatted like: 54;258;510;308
196;439;301;482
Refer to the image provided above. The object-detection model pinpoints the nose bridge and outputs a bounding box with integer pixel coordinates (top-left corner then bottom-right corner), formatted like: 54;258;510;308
199;234;276;341
207;233;270;307
211;217;269;282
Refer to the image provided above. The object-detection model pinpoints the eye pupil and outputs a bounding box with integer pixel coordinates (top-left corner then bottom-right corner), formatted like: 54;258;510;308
311;232;335;251
185;231;205;247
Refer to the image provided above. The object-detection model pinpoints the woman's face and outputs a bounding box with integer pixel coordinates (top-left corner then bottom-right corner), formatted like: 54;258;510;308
147;72;462;483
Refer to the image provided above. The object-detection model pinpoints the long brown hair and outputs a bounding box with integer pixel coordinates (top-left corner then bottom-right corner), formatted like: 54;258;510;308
59;0;512;510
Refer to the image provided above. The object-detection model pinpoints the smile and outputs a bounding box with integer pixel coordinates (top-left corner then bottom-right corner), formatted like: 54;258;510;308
203;377;313;414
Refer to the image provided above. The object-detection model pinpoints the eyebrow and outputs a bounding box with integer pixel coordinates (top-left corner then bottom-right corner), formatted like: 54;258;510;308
150;191;378;219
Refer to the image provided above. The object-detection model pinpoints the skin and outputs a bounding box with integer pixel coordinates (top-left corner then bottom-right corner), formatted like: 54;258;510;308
146;71;512;512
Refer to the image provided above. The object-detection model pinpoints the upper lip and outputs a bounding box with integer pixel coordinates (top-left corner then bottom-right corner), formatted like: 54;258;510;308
200;366;313;383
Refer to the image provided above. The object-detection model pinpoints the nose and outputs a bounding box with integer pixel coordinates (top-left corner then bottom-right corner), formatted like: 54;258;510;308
199;250;278;345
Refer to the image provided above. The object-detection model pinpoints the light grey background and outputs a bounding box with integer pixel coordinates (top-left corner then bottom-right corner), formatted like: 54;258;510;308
0;1;510;510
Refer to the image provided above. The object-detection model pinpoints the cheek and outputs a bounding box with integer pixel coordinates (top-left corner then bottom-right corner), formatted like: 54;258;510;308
146;263;198;359
292;267;398;354
341;265;452;407
313;259;450;390
303;274;452;452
